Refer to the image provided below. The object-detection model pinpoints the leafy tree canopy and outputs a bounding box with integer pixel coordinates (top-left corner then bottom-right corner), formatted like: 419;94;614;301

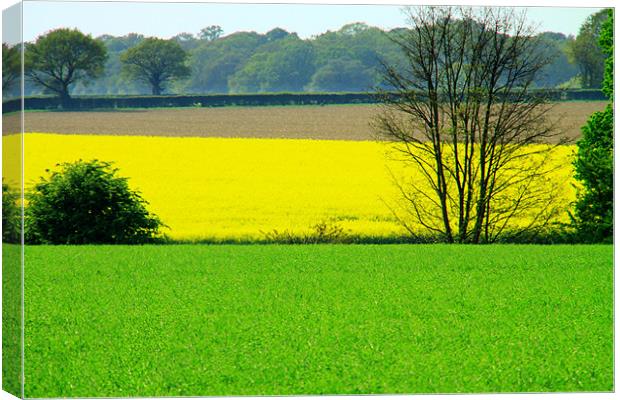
120;37;190;95
307;58;375;92
599;9;614;98
2;43;22;96
199;25;223;42
23;22;585;95
24;28;107;104
187;31;267;94
228;35;315;93
2;43;21;97
569;9;610;88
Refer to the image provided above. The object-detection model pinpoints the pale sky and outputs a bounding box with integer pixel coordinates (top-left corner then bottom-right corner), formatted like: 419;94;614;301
15;1;609;42
2;2;20;45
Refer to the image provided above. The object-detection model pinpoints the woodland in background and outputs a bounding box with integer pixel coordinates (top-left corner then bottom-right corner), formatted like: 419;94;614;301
15;22;592;97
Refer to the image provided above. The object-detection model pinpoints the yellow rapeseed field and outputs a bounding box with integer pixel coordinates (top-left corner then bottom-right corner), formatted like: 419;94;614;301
3;133;577;241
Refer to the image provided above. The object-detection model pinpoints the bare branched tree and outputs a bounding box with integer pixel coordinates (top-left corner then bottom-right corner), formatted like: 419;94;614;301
375;6;567;243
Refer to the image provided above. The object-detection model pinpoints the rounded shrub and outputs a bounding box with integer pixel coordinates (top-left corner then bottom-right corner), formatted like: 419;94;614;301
25;160;165;244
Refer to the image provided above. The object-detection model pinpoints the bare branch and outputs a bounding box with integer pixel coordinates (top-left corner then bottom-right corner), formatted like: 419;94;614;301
375;6;561;243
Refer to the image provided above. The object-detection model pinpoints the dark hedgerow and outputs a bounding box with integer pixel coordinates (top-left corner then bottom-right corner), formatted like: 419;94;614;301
25;160;165;244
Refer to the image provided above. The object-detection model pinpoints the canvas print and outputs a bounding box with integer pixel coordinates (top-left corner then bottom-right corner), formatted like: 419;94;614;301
1;0;614;397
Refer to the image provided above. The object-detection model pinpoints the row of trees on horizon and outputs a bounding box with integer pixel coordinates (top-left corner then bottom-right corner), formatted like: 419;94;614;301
1;8;611;100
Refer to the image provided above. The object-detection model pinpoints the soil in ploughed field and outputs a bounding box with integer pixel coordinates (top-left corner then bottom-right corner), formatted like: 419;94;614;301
6;101;608;143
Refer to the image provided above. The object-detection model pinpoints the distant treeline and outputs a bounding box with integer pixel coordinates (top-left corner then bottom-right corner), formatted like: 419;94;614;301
16;23;581;97
2;89;607;113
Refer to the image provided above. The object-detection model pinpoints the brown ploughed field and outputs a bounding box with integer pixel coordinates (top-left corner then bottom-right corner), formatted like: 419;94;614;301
13;101;607;142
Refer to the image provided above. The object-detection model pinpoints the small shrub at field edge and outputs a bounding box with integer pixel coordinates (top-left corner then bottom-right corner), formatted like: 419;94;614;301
261;221;349;244
25;160;165;244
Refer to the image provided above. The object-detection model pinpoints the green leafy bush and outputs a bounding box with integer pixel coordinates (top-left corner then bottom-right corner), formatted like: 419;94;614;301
2;182;21;243
572;105;613;242
572;9;614;243
25;160;164;244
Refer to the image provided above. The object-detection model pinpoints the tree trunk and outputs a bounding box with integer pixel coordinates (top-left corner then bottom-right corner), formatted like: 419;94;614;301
152;84;162;96
59;86;72;109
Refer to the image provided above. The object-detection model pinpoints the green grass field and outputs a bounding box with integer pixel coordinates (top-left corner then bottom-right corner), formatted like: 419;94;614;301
23;244;612;397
